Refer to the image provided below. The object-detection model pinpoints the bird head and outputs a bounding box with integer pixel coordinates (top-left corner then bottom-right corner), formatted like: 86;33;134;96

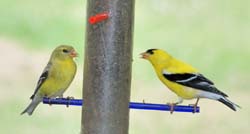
51;45;78;61
140;49;172;64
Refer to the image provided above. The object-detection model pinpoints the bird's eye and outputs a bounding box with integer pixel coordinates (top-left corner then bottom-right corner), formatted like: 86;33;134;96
62;49;69;53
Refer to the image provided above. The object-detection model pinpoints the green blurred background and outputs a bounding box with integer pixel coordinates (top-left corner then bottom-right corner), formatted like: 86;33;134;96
0;0;249;134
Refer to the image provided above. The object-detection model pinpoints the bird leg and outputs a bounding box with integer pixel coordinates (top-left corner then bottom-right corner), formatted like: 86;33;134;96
189;98;200;113
142;99;146;104
45;95;53;106
66;96;74;107
48;97;53;106
167;102;177;114
167;98;183;114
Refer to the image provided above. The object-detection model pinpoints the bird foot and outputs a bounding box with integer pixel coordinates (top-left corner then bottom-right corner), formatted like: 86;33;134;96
142;99;146;104
189;98;200;113
66;96;74;107
167;102;177;114
48;97;53;106
188;104;198;113
66;96;74;99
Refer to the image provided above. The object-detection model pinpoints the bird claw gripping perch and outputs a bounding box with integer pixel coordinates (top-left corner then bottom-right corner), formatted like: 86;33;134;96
48;98;53;106
66;96;74;107
188;98;200;113
167;102;178;114
188;104;198;113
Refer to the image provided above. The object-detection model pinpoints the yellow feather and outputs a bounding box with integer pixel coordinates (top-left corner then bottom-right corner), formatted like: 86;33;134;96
141;49;240;111
21;45;77;115
143;49;198;99
39;58;76;97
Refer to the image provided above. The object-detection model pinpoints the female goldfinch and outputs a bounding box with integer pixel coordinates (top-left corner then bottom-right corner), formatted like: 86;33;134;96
141;49;240;113
21;45;77;115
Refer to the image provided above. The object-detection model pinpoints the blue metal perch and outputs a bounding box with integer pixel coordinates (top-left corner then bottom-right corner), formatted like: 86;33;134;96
43;98;200;113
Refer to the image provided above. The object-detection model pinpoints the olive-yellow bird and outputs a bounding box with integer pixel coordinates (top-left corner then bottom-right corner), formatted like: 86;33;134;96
21;45;77;115
141;49;240;112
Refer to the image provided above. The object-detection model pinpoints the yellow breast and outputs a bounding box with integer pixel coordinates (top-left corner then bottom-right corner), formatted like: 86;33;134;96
39;60;76;97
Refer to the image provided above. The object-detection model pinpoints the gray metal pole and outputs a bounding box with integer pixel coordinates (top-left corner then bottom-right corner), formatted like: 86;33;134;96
81;0;135;134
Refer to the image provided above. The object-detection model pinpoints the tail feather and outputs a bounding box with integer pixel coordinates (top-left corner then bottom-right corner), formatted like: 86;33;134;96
218;97;241;111
21;97;42;116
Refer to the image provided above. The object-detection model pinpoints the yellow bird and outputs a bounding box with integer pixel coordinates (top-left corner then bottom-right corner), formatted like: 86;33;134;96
141;49;240;113
21;45;77;115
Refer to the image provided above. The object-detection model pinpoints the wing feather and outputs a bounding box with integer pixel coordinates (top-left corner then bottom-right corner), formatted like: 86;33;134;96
162;70;228;97
30;63;51;99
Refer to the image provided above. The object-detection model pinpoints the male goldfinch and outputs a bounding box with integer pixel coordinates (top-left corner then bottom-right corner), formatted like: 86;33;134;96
21;45;77;115
141;49;240;113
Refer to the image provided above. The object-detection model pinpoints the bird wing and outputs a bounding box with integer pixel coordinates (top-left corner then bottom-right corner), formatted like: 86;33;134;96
30;62;51;99
162;70;228;97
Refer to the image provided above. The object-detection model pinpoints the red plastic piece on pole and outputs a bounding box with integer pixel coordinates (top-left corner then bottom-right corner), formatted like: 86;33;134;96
89;12;109;24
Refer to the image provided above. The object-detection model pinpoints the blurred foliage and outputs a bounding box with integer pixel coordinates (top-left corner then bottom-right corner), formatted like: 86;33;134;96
0;0;84;50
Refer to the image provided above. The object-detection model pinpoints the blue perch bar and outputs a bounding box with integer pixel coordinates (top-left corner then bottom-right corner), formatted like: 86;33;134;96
43;98;199;113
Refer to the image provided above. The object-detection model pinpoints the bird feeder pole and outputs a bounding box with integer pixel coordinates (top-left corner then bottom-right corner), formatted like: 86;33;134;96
81;0;135;134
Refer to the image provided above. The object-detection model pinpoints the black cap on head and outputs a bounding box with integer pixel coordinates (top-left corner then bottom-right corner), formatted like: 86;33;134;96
146;49;157;54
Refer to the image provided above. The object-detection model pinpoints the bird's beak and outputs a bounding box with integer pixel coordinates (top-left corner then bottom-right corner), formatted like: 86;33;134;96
70;50;78;58
140;52;149;59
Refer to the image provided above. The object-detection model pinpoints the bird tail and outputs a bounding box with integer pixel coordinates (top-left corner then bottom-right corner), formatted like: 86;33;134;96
218;97;241;111
21;96;42;116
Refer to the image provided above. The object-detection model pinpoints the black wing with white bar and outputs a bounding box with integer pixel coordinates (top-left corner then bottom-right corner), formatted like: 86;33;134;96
162;71;228;97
